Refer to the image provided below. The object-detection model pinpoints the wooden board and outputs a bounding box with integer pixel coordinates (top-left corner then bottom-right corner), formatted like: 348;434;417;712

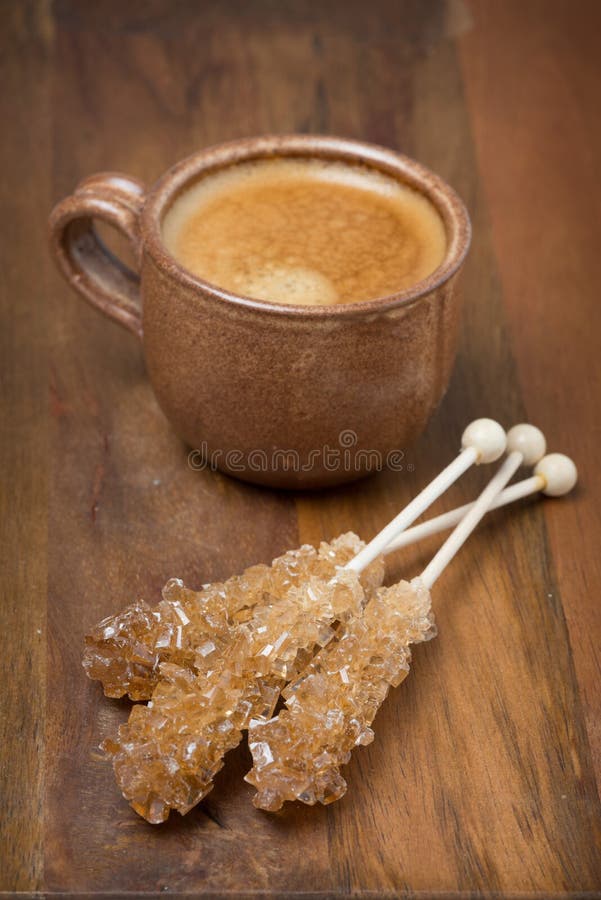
1;0;600;896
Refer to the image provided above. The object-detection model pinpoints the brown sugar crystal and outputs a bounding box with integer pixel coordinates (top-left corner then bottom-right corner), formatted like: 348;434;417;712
245;577;436;811
104;566;370;822
96;534;384;823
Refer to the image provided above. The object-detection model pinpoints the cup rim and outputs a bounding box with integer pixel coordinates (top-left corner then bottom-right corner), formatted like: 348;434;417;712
141;134;472;317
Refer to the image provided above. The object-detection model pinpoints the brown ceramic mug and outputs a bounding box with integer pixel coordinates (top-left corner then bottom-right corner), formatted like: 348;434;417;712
49;135;470;489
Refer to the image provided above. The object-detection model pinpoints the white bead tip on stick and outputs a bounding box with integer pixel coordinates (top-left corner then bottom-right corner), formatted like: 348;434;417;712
534;453;578;496
345;418;507;575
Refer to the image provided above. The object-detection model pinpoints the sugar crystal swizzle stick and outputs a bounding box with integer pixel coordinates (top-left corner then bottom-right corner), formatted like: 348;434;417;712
101;419;506;822
245;425;565;811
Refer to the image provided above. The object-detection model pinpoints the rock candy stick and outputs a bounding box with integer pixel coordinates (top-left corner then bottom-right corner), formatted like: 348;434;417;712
99;419;507;821
83;532;382;700
247;428;551;810
103;566;368;823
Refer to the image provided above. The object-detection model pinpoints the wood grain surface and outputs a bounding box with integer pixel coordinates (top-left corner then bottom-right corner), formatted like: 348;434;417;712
1;0;600;896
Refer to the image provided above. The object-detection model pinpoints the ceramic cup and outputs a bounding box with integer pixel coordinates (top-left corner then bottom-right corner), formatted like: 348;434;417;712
49;135;471;489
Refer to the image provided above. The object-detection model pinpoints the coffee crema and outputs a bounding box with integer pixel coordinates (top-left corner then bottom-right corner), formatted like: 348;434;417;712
162;158;447;307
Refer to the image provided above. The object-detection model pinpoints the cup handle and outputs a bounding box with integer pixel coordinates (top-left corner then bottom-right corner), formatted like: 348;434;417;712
48;172;146;339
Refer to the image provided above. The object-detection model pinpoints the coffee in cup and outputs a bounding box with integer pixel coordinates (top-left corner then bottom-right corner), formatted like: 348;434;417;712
163;157;446;307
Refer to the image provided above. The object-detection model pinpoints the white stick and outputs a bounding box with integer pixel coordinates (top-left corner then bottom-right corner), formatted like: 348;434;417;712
346;447;476;573
382;423;559;562
384;475;542;554
346;419;507;575
385;449;578;556
420;451;523;589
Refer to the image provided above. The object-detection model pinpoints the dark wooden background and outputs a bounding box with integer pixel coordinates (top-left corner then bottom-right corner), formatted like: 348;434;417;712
1;0;600;896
